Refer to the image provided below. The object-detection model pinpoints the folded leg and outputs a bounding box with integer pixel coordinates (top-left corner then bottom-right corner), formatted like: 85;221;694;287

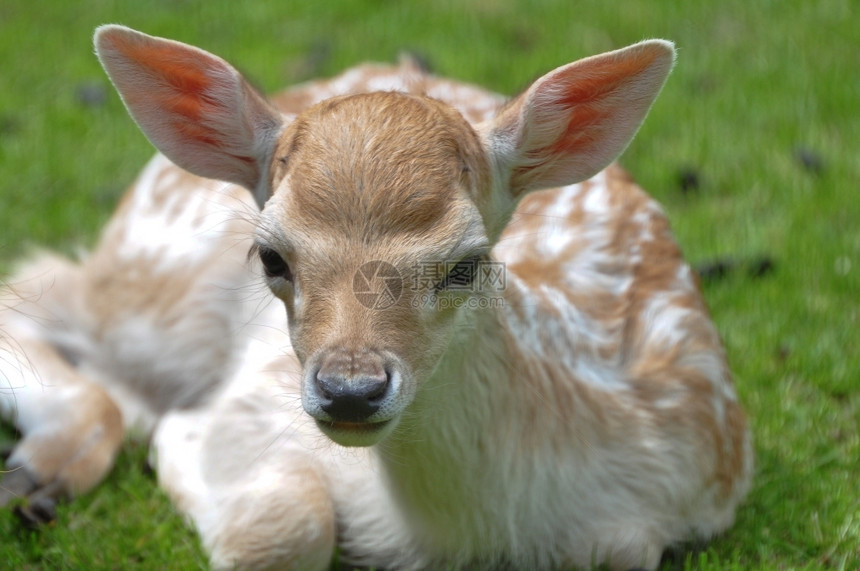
1;253;124;522
1;337;123;522
153;355;337;571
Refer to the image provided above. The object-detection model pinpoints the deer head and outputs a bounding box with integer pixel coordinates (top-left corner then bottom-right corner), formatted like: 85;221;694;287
95;25;674;446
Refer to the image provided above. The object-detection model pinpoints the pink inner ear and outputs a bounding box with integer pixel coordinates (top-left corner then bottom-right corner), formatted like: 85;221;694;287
547;105;608;157
170;119;221;148
107;33;221;126
546;47;665;158
97;26;282;196
167;94;209;124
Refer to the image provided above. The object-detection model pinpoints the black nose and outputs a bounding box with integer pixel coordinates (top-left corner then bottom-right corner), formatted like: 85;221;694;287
314;352;389;422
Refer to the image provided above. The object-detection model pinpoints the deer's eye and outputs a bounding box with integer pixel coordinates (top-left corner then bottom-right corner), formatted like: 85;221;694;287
259;246;292;281
437;255;482;291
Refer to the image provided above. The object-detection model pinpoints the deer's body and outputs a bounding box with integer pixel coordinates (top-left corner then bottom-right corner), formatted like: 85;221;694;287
0;26;752;570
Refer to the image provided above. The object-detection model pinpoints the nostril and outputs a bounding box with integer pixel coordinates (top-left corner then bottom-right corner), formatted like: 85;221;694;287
365;374;388;403
315;373;335;403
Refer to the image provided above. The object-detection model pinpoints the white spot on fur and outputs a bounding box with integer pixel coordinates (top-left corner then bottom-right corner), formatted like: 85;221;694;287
582;171;609;215
641;293;692;349
539;225;575;258
545;183;583;219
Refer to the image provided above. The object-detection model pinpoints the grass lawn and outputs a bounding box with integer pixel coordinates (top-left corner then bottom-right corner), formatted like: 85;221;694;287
1;1;857;569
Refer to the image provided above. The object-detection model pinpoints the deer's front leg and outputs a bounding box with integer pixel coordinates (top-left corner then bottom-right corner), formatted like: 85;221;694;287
1;337;123;524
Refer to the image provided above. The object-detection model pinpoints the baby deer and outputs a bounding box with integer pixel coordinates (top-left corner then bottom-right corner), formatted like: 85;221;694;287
2;25;752;570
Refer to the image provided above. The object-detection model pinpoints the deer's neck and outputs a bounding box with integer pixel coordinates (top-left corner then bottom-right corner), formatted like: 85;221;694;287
375;277;611;560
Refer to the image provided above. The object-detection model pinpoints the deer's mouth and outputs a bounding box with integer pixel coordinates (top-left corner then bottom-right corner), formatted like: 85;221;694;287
316;418;395;447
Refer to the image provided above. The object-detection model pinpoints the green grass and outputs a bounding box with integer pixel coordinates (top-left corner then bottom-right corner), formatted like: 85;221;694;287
1;1;857;568
0;441;207;569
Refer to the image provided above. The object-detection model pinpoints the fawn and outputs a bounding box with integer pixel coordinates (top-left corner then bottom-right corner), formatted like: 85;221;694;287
0;25;752;570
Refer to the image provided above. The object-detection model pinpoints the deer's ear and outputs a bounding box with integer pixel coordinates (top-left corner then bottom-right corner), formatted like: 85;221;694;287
483;40;675;197
94;25;283;206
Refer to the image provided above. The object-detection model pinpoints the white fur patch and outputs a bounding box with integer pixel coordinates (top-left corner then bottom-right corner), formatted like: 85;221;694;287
116;156;248;273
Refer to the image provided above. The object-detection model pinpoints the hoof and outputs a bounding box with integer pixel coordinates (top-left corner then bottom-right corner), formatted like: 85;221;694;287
0;466;40;508
14;495;58;528
0;442;14;461
3;470;65;529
